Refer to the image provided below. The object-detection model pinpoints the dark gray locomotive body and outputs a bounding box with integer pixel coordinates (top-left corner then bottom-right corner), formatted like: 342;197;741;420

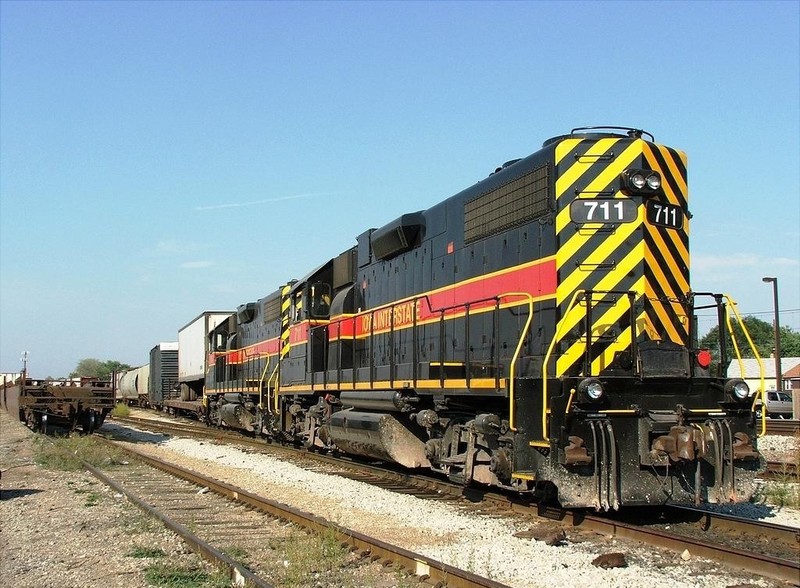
202;127;763;509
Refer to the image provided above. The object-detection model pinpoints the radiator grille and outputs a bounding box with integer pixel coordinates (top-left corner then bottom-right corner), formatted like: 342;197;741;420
263;297;281;323
464;165;550;243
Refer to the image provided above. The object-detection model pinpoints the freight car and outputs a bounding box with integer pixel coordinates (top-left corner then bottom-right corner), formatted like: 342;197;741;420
117;363;149;405
194;127;765;509
1;373;114;434
117;343;185;413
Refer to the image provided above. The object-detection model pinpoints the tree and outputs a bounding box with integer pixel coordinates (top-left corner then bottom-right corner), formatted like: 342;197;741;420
699;316;800;359
69;358;133;379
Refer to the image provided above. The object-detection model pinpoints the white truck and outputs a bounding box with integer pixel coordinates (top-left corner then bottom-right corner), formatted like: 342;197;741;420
754;389;794;419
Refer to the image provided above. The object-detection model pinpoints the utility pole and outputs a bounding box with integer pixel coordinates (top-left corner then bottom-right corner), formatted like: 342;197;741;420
762;278;790;417
21;351;29;377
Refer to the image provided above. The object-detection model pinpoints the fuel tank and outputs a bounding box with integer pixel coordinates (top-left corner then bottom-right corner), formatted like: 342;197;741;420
324;410;430;468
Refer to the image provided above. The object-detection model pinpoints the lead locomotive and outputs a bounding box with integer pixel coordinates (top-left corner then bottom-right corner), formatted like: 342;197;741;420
204;127;763;509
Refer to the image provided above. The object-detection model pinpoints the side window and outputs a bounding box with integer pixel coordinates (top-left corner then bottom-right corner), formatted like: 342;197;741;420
767;392;777;401
291;291;304;322
309;282;332;318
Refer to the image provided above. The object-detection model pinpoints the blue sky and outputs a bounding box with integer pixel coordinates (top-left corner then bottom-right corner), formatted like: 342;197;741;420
1;0;798;377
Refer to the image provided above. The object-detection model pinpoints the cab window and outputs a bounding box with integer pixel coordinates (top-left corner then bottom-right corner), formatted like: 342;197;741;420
309;282;331;318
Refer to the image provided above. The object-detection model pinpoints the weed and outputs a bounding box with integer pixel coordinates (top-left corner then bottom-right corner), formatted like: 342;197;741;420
222;545;249;563
265;526;351;588
761;468;800;508
111;403;131;418
758;431;800;508
119;509;161;534
32;434;127;471
83;491;101;507
128;545;166;558
144;562;230;588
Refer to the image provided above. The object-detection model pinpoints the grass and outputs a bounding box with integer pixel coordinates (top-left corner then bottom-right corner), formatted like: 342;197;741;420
265;527;350;588
128;545;166;559
143;563;231;588
73;487;102;507
32;433;127;471
262;524;414;588
221;545;249;563
111;402;131;417
756;431;800;508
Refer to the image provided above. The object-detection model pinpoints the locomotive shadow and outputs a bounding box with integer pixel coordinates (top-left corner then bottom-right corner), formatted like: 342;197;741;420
99;422;173;445
0;488;43;500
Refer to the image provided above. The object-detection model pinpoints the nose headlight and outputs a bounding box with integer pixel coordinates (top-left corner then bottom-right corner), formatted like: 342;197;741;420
630;173;646;189
578;377;604;402
724;379;750;403
621;169;662;195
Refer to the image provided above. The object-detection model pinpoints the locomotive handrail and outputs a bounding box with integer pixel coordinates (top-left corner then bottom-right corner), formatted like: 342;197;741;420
540;289;586;443
267;359;280;414
539;288;640;444
258;356;271;411
723;294;767;436
505;292;535;433
314;290;531;392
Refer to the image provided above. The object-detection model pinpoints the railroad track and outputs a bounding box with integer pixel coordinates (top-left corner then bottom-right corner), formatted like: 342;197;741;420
106;413;800;584
91;436;513;588
766;419;800;436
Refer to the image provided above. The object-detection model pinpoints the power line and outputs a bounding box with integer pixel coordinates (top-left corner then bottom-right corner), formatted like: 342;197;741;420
695;308;799;318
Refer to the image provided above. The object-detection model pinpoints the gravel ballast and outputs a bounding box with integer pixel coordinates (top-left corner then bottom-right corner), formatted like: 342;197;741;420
108;421;797;588
0;411;217;588
2;410;797;588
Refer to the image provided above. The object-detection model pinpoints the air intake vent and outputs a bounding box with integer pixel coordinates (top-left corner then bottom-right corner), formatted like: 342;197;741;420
371;212;426;261
464;164;550;244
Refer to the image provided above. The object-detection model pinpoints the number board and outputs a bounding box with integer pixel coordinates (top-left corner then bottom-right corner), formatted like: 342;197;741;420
569;198;638;224
646;201;683;229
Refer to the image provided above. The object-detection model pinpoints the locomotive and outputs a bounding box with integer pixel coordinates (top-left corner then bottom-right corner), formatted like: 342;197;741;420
199;126;763;509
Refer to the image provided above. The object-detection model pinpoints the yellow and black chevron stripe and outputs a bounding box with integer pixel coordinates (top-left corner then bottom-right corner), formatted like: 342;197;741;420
280;283;293;361
553;137;689;378
641;142;690;344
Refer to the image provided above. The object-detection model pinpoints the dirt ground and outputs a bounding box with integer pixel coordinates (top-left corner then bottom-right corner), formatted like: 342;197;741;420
0;410;207;588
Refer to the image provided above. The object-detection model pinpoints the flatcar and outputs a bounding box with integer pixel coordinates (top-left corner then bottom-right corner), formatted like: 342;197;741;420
201;127;763;509
1;373;114;434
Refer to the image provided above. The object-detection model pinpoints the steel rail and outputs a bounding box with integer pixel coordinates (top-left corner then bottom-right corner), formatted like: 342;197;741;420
83;460;273;588
766;419;800;436
102;440;513;588
665;504;800;548
107;414;800;584
573;510;799;584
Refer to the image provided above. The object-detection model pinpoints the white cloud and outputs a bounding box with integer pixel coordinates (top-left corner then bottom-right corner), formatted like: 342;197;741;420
194;191;335;211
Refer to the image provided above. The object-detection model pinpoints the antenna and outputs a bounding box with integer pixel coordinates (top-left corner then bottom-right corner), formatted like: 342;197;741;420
21;351;29;375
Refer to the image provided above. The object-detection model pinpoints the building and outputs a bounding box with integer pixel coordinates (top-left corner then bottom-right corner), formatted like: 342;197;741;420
726;357;800;392
784;362;800;394
727;357;800;419
1;373;21;385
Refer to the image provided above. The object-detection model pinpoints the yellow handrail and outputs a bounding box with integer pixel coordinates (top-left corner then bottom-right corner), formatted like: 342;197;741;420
723;295;766;436
540;290;586;441
258;356;271;410
506;292;535;432
268;360;281;414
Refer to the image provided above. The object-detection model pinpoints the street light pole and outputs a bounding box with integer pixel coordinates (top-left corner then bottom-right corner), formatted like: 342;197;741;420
762;277;783;398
